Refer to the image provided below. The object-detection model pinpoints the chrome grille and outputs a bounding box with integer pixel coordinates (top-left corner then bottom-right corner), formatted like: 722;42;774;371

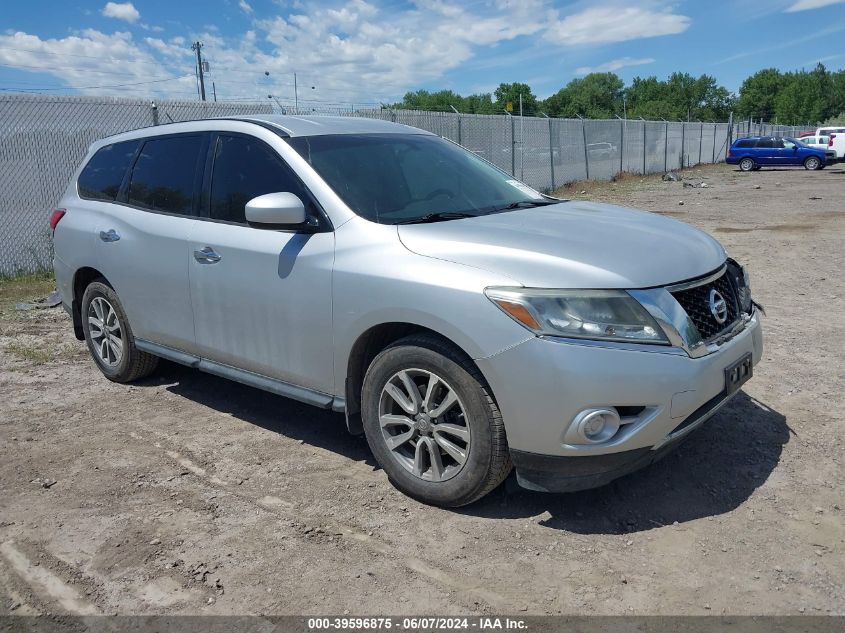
670;270;739;341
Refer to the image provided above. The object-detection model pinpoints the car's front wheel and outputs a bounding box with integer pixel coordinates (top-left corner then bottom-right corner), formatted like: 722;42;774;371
804;156;821;170
361;334;511;507
739;158;756;172
81;280;158;383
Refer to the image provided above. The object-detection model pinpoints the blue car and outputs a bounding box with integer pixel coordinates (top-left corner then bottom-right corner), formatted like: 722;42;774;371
727;136;827;171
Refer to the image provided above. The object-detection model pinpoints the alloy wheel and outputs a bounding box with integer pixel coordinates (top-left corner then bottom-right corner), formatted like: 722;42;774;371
88;296;123;367
378;368;470;482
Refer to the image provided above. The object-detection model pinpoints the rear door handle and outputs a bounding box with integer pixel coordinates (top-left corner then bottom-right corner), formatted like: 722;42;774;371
99;229;120;242
193;246;222;264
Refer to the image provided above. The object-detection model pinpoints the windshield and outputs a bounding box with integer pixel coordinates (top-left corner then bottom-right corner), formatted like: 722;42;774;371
286;133;555;224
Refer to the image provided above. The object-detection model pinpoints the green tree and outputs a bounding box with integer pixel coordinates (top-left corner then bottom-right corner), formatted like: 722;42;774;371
493;82;539;115
774;64;835;124
543;73;624;118
736;68;784;120
397;89;465;112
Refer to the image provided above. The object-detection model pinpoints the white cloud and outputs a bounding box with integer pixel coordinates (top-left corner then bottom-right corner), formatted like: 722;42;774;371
239;0;254;14
101;2;140;23
0;1;691;105
785;0;845;11
575;57;656;75
0;30;195;97
545;6;690;45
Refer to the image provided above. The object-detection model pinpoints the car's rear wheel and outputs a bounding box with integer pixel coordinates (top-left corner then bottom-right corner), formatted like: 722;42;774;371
804;156;821;170
81;280;158;382
361;334;511;507
739;157;756;172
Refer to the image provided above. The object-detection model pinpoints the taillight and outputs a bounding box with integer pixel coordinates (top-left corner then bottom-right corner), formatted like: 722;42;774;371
829;134;836;147
49;209;66;232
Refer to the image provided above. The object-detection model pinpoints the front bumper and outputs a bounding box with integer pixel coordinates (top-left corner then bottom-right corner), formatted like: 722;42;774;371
476;311;763;492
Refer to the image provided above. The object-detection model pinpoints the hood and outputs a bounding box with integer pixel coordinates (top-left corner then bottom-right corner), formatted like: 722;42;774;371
397;201;727;289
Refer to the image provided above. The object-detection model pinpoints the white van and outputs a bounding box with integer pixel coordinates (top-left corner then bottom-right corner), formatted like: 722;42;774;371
815;127;845;159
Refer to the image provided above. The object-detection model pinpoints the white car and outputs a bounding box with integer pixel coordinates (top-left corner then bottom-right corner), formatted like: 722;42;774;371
800;136;838;163
814;127;845;159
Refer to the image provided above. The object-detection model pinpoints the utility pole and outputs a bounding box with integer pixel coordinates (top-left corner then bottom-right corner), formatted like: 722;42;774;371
519;93;524;181
212;82;217;102
192;41;206;101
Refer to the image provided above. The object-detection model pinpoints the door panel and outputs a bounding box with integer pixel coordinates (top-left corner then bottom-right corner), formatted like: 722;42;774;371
188;223;335;393
188;132;335;394
97;133;207;352
97;209;196;350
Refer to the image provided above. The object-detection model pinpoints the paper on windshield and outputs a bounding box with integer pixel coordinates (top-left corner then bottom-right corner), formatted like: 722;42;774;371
506;180;544;200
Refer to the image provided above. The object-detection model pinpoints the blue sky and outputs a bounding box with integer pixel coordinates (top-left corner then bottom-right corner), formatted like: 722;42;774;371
1;0;844;108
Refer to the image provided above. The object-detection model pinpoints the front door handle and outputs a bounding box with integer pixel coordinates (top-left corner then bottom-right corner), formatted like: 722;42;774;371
99;229;120;243
193;246;222;264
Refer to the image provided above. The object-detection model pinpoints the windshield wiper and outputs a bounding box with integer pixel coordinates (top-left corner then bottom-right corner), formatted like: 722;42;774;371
499;199;560;210
395;212;478;225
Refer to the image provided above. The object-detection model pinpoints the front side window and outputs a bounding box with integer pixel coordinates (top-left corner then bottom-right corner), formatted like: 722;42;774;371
286;133;554;225
209;135;310;224
78;140;140;201
782;139;797;149
126;135;204;215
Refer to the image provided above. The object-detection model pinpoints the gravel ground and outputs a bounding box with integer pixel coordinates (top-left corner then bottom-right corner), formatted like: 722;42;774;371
1;163;843;617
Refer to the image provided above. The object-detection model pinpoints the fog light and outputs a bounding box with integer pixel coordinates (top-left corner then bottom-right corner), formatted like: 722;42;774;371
574;408;621;444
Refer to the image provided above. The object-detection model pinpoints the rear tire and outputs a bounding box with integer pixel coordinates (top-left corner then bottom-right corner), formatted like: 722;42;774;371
804;156;821;170
81;280;159;383
361;334;511;507
739;157;756;172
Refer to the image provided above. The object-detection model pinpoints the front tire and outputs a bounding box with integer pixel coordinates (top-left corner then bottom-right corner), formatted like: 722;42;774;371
739;158;756;172
804;156;821;170
81;280;158;383
361;334;511;507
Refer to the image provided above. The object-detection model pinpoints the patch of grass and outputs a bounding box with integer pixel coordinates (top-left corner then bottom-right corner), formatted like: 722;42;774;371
553;162;730;199
0;271;57;320
5;341;53;365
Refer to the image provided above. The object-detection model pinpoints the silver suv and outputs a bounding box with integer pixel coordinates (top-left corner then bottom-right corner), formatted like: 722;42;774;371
52;115;763;507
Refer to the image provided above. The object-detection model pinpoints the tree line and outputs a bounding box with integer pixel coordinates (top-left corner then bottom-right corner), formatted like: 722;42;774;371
394;64;845;125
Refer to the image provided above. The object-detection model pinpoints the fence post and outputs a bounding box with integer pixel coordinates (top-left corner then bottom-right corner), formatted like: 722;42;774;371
580;116;590;180
679;121;685;169
663;120;669;172
547;116;556;191
510;114;516;177
150;101;159;126
698;121;704;165
642;120;647;174
714;112;734;156
618;116;624;175
710;124;715;163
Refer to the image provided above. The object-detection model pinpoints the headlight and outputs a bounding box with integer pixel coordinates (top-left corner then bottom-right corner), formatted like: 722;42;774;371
485;287;669;344
726;259;752;314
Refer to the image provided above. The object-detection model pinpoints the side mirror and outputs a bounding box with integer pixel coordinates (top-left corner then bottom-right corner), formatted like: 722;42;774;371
245;192;306;226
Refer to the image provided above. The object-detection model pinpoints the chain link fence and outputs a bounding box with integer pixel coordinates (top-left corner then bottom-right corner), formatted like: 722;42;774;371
0;94;272;275
1;93;803;275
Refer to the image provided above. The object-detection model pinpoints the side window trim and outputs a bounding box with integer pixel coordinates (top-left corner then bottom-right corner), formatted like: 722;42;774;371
200;130;333;231
115;140;144;204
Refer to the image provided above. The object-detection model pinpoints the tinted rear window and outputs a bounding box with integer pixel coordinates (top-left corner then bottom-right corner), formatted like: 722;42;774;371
755;138;775;148
735;139;754;148
127;135;204;215
78;140;140;201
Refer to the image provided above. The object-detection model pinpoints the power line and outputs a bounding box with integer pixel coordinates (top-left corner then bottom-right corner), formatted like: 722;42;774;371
0;74;193;92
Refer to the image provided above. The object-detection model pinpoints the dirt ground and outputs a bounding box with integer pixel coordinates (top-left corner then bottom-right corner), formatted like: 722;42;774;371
1;162;843;617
